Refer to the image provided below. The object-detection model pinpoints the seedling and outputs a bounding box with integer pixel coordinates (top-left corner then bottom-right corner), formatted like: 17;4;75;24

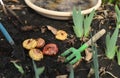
32;60;45;78
72;8;95;38
11;61;24;75
105;5;120;59
105;28;119;59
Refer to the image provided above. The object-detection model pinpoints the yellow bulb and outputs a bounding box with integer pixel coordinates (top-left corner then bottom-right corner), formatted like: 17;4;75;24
29;49;43;61
22;39;37;50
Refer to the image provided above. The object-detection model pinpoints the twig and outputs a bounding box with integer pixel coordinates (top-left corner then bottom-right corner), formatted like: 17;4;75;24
100;67;118;78
5;5;24;25
0;0;7;15
105;71;118;78
0;0;24;25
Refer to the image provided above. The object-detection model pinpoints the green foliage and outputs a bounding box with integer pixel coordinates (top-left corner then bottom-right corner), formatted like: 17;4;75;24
84;10;95;37
11;61;24;75
72;8;95;38
102;0;114;4
32;60;45;78
105;5;120;59
72;8;83;38
116;48;120;65
105;28;119;59
68;64;74;78
91;33;99;78
102;0;120;4
115;5;120;28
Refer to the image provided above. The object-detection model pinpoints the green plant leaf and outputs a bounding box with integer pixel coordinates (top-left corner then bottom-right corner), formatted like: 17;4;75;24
36;67;45;76
115;5;120;28
11;62;24;74
90;33;99;78
72;8;83;38
109;0;112;3
73;26;83;37
115;5;120;22
118;23;120;28
106;28;119;59
68;64;74;78
32;60;45;78
84;10;95;37
117;48;120;65
72;8;83;28
105;32;110;48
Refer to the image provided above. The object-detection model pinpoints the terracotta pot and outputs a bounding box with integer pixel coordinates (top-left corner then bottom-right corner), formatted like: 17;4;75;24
24;0;102;20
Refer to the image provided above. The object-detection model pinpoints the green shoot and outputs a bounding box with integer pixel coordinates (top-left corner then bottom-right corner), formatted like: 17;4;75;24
105;5;120;59
115;5;120;28
116;48;120;65
11;61;24;75
72;8;84;38
84;10;95;37
105;28;119;59
72;8;95;38
91;33;99;78
102;0;120;4
32;60;45;78
68;64;74;78
115;5;120;21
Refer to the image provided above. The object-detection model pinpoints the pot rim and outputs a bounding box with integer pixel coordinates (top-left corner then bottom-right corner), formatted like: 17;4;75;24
24;0;102;17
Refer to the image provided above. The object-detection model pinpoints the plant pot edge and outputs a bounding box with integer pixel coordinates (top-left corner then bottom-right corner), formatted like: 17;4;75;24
24;0;102;20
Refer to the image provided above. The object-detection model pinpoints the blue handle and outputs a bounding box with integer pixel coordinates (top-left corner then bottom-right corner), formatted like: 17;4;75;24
0;23;15;45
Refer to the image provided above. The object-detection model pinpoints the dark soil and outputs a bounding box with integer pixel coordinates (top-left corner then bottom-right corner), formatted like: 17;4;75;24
0;1;120;78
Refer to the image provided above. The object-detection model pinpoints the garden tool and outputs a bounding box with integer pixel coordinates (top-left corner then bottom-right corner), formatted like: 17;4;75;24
0;23;25;60
61;29;106;65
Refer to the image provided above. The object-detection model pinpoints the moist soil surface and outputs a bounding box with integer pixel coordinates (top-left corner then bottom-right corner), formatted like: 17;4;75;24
0;1;120;78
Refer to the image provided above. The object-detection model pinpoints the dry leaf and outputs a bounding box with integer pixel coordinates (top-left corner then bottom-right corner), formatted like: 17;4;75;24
47;25;58;35
56;75;68;78
84;48;93;61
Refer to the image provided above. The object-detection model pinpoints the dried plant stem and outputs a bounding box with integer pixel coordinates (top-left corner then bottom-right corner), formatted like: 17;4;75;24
101;71;118;78
0;0;7;15
100;67;118;78
5;6;24;25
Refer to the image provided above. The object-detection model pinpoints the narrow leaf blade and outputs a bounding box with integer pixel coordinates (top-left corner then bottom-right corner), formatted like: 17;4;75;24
84;10;95;37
